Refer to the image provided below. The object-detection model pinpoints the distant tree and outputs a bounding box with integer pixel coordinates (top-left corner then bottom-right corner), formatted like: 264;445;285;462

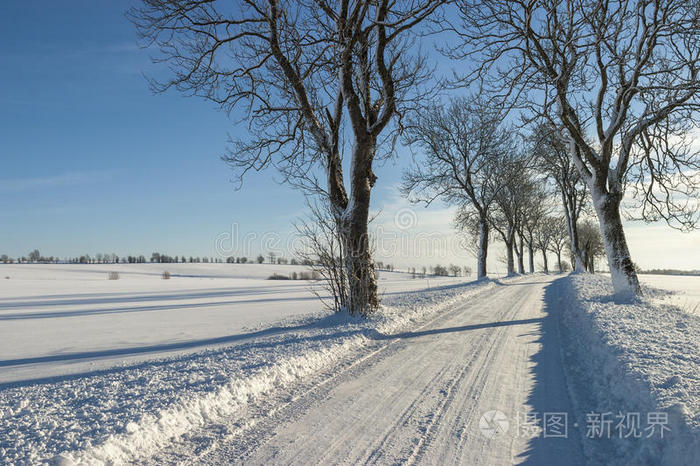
531;122;588;271
486;153;533;276
0;255;8;263
256;255;265;264
534;217;559;274
579;220;606;273
28;249;41;262
405;97;513;280
449;264;461;277
240;257;248;264
548;217;570;273
518;184;550;274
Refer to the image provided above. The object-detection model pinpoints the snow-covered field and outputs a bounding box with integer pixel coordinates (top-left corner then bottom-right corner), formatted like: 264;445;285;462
638;274;700;315
0;263;473;384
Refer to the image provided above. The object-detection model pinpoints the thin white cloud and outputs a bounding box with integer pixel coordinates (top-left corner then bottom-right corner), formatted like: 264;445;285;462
0;171;108;193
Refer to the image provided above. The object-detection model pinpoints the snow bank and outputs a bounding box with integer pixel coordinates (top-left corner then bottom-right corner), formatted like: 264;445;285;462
555;274;700;465
0;279;498;465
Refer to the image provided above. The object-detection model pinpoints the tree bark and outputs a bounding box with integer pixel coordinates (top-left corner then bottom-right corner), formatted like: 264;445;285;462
593;192;641;298
477;215;489;279
516;234;525;274
541;249;549;274
562;192;586;272
342;139;379;316
556;252;563;273
528;243;535;274
505;240;515;276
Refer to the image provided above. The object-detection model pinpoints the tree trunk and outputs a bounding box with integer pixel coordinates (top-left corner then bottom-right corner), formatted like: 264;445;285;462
593;191;641;298
541;249;549;274
528;243;535;274
517;234;525;274
342;139;379;316
562;192;586;272
505;240;515;276
477;215;489;279
556;252;563;273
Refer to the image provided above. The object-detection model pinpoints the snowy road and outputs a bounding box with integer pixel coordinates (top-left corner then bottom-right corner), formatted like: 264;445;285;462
151;275;584;465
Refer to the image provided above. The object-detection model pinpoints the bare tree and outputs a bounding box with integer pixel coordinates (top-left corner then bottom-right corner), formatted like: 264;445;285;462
534;217;558;274
452;0;700;297
403;97;510;279
130;0;441;316
487;151;532;276
531;122;589;272
518;183;550;274
548;216;570;273
579;219;606;273
28;249;41;262
294;201;348;312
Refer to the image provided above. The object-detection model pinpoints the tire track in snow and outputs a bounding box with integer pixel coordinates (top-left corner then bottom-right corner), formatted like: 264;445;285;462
145;281;506;465
405;285;526;465
145;276;568;465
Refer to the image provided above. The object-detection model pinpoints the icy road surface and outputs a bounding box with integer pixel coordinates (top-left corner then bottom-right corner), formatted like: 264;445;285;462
149;274;583;465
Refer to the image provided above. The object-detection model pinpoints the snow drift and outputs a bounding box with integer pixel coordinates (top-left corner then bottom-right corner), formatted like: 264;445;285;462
554;274;700;465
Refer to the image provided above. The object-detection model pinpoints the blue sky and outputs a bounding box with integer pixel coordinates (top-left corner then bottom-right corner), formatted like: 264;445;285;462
1;1;698;270
0;0;345;259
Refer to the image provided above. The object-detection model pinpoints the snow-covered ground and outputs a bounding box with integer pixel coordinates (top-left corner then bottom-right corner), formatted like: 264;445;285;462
638;273;700;316
0;265;497;464
0;263;474;384
1;267;698;465
557;274;700;465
